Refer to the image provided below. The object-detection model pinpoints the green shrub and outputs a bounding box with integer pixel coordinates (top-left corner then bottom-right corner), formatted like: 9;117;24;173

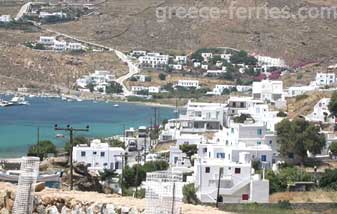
183;183;199;204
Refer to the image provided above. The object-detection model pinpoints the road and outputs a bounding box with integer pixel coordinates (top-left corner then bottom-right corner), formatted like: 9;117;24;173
17;2;139;96
15;2;31;21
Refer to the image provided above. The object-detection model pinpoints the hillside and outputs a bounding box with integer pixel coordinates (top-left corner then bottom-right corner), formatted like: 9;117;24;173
42;0;337;65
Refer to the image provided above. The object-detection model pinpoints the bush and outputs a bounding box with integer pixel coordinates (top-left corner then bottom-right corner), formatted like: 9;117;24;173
277;200;292;209
330;141;337;157
295;94;309;101
64;136;88;153
159;73;166;81
277;111;287;117
319;169;337;190
183;183;199;204
233;114;253;123
27;140;57;160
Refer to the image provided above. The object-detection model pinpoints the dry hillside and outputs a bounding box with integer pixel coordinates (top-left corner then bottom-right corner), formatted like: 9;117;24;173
40;0;337;65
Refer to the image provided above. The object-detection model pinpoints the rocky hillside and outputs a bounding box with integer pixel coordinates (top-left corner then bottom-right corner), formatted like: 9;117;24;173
0;182;229;214
44;0;337;65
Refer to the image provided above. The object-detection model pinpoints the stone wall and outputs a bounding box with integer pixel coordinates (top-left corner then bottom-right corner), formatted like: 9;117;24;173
0;189;144;214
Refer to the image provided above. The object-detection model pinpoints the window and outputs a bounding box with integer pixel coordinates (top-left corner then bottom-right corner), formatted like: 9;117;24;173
115;162;120;169
203;148;207;153
93;151;97;155
269;140;272;145
257;129;262;135
257;141;261;145
81;151;86;157
174;157;178;164
205;167;210;173
242;194;249;200
261;155;267;162
103;163;108;166
216;153;225;159
100;152;105;157
235;168;241;174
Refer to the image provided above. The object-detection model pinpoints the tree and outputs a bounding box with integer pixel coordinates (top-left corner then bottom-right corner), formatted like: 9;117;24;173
99;169;118;181
179;144;198;163
329;141;337;157
27;140;57;160
108;139;125;149
319;169;337;190
183;183;199;204
159;73;166;81
276;119;326;164
328;91;337;117
64;136;88;153
86;82;95;92
106;82;123;94
277;111;288;117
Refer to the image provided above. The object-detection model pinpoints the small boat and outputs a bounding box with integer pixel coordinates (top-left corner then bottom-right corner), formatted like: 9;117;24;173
114;104;119;107
0;100;13;107
10;96;29;106
56;134;65;138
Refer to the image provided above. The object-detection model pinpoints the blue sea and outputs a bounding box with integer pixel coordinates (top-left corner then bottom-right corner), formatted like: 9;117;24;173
0;96;174;158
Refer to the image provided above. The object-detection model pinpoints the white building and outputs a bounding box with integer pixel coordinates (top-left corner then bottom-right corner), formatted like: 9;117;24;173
148;86;160;94
306;98;335;123
39;36;56;46
194;152;269;203
166;101;226;134
236;85;252;92
169;146;192;168
315;73;336;86
139;52;169;69
221;53;232;61
39;11;67;19
53;41;67;51
256;55;286;68
131;86;148;93
201;64;208;70
172;64;183;70
68;42;82;51
287;82;318;97
73;140;125;172
177;80;199;88
252;80;284;102
201;52;213;62
130;50;146;57
0;15;11;23
175;56;188;64
193;62;201;68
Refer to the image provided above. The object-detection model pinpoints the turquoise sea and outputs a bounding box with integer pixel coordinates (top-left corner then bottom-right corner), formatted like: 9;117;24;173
0;96;174;158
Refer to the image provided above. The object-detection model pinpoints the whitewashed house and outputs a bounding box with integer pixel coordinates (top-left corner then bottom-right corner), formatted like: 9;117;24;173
39;36;56;46
176;133;204;146
206;70;226;76
201;64;209;70
39;11;67;19
287;82;318;97
315;73;336;86
131;86;148;93
175;56;188;64
130;50;146;57
138;52;169;69
169;146;192;168
236;85;252;92
177;80;199;88
221;53;232;61
172;64;183;70
193;62;201;68
68;42;82;51
306;98;335;123
252;80;284;103
72;139;125;172
53;41;67;51
201;52;213;62
167;101;226;134
0;15;11;23
148;86;160;94
194;152;269;203
76;76;91;88
256;55;286;68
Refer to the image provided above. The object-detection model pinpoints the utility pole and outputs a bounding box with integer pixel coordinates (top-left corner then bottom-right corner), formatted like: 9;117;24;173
134;150;142;197
171;182;176;214
54;124;89;190
216;167;223;208
115;152;131;196
37;127;40;144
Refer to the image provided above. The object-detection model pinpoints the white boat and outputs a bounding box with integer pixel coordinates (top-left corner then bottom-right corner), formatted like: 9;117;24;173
10;96;29;106
56;134;65;138
114;104;119;107
0;100;13;107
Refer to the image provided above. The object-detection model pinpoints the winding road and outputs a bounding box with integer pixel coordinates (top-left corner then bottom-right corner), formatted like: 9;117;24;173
16;2;140;96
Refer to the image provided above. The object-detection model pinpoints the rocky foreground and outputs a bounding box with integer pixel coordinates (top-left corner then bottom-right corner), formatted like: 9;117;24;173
0;182;229;214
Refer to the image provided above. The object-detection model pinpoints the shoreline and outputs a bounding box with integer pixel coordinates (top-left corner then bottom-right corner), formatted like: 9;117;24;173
0;90;178;108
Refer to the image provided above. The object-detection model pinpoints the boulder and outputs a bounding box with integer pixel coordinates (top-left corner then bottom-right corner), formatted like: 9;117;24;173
35;182;45;192
0;208;9;214
46;205;59;214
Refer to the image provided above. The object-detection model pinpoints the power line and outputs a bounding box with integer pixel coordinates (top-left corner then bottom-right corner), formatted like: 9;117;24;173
54;124;89;190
